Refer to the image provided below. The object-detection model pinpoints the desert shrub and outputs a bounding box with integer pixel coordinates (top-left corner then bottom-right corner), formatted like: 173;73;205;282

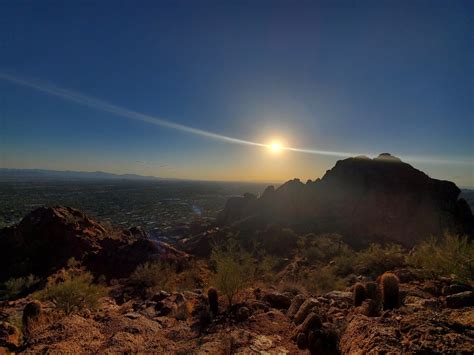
259;225;298;256
380;272;399;310
0;274;39;300
303;266;345;295
354;243;405;277
129;261;177;294
37;271;106;315
332;252;357;276
301;234;353;265
210;239;256;306
407;234;473;282
176;267;202;291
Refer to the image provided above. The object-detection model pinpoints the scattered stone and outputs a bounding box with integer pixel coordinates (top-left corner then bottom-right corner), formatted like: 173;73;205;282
262;292;291;310
442;284;472;296
236;306;250;322
0;322;21;350
151;291;171;302
124;312;141;320
445;291;474;309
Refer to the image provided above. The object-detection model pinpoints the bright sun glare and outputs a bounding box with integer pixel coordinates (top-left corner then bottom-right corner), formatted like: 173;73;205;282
269;141;283;154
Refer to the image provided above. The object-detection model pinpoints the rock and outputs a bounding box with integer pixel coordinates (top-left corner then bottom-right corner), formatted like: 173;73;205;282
124;312;141;320
247;300;270;313
446;291;474;308
404;296;440;310
286;294;305;319
217;155;472;248
325;291;352;303
262;292;291;310
249;334;273;352
442;284;472;296
294;298;319;325
236;306;250;322
151;291;171;302
0;322;21;350
0;206;191;282
340;314;400;353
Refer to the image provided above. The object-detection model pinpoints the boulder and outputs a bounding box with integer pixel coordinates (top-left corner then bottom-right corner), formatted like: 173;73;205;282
442;284;472;296
262;292;291;310
0;322;21;350
446;291;474;309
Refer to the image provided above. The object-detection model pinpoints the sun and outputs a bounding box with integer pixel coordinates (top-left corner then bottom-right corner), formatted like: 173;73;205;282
269;141;283;154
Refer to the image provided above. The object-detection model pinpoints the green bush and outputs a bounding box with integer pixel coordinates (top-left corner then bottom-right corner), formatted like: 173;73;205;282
301;234;353;264
129;261;177;295
301;266;345;295
354;243;405;277
407;234;473;282
0;274;38;300
38;271;106;315
210;239;256;306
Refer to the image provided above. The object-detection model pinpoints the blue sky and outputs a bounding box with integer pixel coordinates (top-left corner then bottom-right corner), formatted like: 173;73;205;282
0;0;473;186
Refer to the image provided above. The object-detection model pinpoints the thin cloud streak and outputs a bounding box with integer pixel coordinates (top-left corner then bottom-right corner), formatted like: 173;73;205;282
0;73;471;166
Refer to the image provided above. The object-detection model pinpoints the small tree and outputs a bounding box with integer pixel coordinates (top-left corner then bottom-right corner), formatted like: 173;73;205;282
210;239;255;307
38;271;105;315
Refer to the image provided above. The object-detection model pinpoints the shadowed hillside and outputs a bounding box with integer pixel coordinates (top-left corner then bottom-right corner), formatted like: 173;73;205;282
218;154;473;247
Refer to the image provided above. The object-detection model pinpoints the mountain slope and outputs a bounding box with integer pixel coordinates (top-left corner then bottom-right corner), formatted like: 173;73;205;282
218;153;473;247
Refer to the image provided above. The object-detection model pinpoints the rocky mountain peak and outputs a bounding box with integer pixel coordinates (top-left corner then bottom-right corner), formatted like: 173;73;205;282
218;155;472;247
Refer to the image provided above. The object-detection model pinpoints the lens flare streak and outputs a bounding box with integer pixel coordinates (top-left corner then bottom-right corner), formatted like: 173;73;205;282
0;73;471;166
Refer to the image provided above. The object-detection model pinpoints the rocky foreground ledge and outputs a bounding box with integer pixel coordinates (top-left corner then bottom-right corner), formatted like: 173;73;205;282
1;271;472;353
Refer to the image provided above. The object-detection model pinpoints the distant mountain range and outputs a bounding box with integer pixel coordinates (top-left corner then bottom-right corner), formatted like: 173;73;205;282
0;168;168;181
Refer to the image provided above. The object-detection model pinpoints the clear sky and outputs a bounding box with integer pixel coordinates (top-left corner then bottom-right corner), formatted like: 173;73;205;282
1;0;473;186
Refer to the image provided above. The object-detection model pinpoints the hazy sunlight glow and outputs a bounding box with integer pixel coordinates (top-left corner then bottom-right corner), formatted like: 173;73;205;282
269;141;283;154
0;73;471;167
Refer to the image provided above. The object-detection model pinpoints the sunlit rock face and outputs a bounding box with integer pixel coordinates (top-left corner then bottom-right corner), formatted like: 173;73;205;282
218;154;473;247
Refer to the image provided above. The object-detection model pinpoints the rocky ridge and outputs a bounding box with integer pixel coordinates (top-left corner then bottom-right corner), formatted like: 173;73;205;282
218;154;473;247
0;206;190;283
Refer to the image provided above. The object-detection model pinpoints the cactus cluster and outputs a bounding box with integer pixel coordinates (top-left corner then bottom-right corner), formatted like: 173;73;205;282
353;282;366;306
365;281;378;302
353;273;400;312
22;301;43;336
380;272;399;309
207;287;219;315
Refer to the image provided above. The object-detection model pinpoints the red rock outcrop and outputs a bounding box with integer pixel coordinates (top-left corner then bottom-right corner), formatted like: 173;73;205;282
0;206;190;282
